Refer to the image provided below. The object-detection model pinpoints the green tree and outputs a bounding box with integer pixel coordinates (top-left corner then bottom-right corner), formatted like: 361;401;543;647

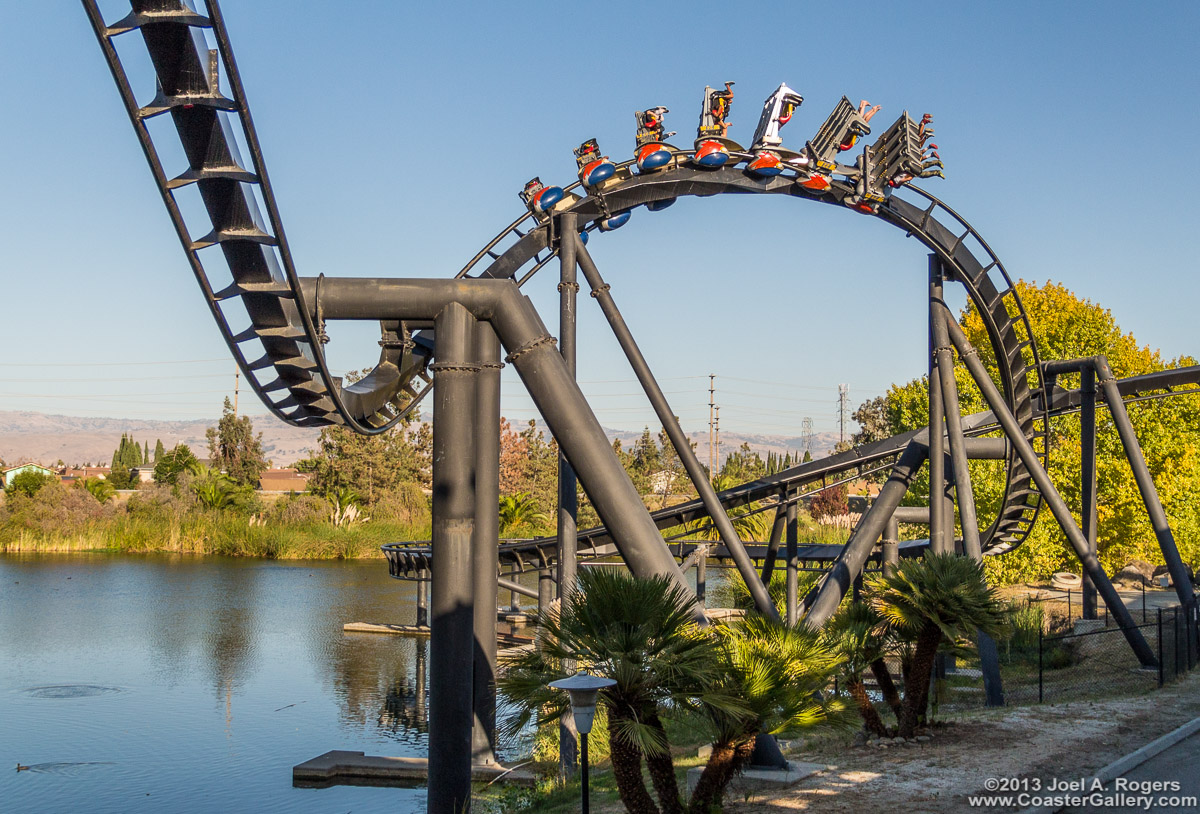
497;492;549;537
879;280;1200;581
5;469;57;498
688;616;844;813
296;421;431;507
110;433;143;469
205;398;269;486
868;552;1008;738
153;439;165;463
191;465;241;510
823;602;896;736
154;444;199;486
107;463;136;490
77;476;116;504
499;569;723;814
719;442;766;484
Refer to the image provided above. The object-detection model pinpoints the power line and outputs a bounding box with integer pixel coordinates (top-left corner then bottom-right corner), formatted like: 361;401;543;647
0;358;229;368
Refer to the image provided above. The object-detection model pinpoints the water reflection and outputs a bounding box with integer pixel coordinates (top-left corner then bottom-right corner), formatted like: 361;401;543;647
0;554;432;814
378;644;429;736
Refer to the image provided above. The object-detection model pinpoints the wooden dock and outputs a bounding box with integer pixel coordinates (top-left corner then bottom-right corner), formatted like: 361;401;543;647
293;750;536;788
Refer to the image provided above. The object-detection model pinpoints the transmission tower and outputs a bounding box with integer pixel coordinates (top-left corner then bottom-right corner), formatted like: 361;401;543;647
838;383;850;446
802;416;814;456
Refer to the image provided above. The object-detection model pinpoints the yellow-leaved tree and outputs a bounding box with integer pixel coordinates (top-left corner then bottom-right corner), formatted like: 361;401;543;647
879;280;1200;583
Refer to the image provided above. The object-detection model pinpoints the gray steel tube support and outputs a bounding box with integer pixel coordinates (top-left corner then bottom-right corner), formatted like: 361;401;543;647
428;303;477;813
472;324;501;765
760;502;787;583
932;302;982;560
498;577;539;600
304;276;693;597
1081;366;1098;620
882;517;900;578
1094;358;1196;605
932;304;1003;705
941;312;1158;666
558;214;579;602
803;440;928;629
928;258;948;555
557;213;580;781
786;497;799;626
572;239;781;622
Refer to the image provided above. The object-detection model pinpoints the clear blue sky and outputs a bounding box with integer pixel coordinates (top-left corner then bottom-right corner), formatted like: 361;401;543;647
1;1;1197;439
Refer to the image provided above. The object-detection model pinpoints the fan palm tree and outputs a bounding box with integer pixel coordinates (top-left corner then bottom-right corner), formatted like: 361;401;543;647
867;552;1008;738
78;476;116;504
823;601;892;736
687;614;845;813
191;466;240;511
497;492;549;537
499;568;729;814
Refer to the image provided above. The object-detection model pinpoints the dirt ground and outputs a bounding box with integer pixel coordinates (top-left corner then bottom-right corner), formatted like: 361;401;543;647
724;673;1200;813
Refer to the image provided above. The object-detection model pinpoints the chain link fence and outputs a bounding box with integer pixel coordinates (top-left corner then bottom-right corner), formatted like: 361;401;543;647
932;596;1198;713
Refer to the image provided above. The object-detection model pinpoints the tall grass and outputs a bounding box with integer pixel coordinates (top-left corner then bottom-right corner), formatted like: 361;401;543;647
0;483;430;559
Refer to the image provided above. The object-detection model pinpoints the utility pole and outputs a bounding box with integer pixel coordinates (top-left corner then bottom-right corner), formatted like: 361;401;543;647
837;384;850;446
708;375;716;478
713;404;721;476
233;364;240;417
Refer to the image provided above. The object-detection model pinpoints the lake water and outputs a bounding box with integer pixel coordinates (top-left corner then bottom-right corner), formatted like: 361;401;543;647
0;554;524;814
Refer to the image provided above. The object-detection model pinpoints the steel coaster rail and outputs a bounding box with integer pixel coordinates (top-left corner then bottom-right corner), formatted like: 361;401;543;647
87;0;1118;571
382;363;1200;579
83;0;430;435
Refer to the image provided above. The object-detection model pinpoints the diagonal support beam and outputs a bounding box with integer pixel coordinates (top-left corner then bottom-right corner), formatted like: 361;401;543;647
941;310;1158;666
802;438;929;629
572;236;781;622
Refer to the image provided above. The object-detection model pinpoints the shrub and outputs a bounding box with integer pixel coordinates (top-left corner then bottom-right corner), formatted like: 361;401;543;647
5;469;58;499
3;482;110;535
371;482;431;526
268;493;331;526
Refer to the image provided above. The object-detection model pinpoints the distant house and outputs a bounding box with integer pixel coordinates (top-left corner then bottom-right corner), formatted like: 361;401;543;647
258;468;310;492
59;466;112;484
130;465;156;484
2;463;56;488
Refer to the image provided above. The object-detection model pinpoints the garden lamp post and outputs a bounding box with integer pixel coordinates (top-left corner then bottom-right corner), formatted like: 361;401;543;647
549;671;615;814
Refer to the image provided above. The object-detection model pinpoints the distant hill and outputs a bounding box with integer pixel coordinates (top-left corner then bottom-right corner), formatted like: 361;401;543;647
0;409;841;470
0;410;322;467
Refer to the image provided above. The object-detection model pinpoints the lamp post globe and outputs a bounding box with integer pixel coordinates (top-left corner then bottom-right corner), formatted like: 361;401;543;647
549;671;616;814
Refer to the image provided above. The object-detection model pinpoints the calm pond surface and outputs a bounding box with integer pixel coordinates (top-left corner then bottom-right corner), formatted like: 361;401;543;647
0;553;532;814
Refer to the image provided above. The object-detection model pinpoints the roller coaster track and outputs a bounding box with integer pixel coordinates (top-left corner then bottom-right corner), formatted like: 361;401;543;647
383;364;1200;578
89;0;1066;570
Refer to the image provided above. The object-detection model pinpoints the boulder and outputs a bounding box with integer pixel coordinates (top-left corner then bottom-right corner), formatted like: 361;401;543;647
1115;560;1155;586
1152;565;1172;587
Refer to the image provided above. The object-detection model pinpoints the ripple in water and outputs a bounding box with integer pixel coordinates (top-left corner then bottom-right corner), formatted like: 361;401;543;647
17;762;117;776
22;684;123;699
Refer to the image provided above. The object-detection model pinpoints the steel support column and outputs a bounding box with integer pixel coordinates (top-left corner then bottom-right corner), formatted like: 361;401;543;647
942;313;1157;666
573;238;780;622
928;257;948;555
1081;366;1099;620
428;302;478;813
882;516;900;578
786;495;799;626
557;214;580;780
931;302;1004;705
803;440;928;629
557;212;579;603
760;502;787;583
471;324;501;765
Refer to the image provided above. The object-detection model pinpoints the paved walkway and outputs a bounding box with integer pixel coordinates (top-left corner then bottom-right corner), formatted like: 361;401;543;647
1061;731;1200;813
